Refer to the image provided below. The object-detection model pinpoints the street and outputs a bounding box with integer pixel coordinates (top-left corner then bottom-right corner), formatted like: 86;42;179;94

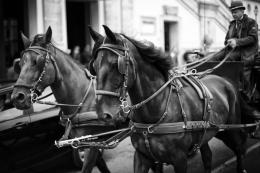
47;137;260;173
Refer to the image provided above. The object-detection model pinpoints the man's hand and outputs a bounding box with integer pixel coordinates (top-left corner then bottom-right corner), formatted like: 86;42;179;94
227;38;237;48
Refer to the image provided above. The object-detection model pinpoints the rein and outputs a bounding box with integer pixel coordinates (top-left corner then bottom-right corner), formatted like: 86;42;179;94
35;75;96;108
173;45;230;71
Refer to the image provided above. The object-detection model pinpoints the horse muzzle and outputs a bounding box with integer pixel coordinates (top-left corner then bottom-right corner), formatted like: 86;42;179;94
99;110;129;127
11;89;32;110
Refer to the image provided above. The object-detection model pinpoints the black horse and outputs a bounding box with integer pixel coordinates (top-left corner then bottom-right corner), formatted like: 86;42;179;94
11;27;128;173
88;25;248;173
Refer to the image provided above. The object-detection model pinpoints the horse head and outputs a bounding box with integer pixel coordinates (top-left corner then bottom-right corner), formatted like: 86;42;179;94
11;26;61;110
89;25;136;124
89;25;175;124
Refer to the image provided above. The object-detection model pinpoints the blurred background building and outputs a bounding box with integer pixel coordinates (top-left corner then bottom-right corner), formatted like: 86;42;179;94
0;0;260;80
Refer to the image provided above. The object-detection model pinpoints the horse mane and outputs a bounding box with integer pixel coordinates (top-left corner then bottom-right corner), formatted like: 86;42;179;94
122;34;174;76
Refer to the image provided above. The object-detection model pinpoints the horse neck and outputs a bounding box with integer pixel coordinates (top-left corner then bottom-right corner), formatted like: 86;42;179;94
50;48;94;114
129;57;170;123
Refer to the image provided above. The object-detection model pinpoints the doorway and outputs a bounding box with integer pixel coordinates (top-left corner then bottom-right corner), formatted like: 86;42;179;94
0;0;28;80
66;0;97;53
164;21;178;53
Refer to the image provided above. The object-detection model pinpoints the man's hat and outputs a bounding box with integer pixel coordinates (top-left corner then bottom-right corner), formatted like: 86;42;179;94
230;1;246;11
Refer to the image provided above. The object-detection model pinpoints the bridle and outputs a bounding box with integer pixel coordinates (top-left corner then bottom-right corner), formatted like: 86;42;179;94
14;44;62;103
93;36;134;114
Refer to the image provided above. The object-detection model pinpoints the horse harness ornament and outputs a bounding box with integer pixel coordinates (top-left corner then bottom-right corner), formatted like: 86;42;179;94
93;35;260;162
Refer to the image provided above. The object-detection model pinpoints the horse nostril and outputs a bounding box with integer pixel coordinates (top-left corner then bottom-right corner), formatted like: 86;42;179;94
16;92;26;102
103;113;113;120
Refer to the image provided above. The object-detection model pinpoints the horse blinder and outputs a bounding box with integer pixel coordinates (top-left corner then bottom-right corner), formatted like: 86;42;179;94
36;54;46;70
118;55;127;75
14;59;21;74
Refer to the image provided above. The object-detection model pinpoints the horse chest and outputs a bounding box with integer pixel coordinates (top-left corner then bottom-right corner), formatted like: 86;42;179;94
131;133;189;163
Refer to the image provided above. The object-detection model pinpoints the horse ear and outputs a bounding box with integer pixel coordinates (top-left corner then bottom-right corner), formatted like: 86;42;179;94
103;25;117;43
88;26;103;42
20;32;30;48
45;26;52;43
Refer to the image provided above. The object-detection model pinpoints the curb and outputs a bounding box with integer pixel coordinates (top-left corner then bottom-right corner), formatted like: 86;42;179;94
212;141;260;173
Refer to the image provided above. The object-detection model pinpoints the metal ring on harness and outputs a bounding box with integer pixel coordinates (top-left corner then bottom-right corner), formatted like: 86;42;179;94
147;125;154;133
120;100;130;113
72;140;80;149
30;90;38;103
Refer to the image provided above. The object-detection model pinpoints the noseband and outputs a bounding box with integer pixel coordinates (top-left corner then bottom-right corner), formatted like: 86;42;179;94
14;45;61;103
94;37;134;113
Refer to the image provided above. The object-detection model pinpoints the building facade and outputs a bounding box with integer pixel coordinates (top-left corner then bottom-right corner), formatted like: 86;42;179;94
1;0;260;80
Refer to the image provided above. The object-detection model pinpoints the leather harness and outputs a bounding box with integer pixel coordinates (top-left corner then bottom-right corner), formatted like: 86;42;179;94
92;35;216;160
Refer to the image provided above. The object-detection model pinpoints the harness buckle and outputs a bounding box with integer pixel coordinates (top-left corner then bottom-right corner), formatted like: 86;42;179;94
147;125;154;133
120;100;130;113
143;131;148;136
30;90;38;103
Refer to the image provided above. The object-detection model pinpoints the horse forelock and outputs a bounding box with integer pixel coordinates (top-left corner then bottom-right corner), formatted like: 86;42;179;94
30;34;48;47
122;35;174;78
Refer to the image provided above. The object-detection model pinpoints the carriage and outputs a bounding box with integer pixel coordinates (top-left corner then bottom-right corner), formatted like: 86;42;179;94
11;26;260;173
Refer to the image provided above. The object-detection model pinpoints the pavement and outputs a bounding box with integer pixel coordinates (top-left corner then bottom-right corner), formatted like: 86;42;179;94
211;137;260;173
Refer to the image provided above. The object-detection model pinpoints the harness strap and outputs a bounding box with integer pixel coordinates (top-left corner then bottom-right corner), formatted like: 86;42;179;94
176;88;188;127
67;111;98;125
96;90;120;97
85;68;95;79
133;121;211;134
102;43;128;51
132;121;260;134
196;47;235;77
138;84;173;163
143;131;159;163
76;127;132;149
180;75;213;153
131;74;178;110
172;45;229;71
59;77;95;140
55;127;131;149
188;76;213;121
183;76;204;99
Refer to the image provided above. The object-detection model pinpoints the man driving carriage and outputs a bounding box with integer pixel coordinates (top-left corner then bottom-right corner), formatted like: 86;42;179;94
212;0;260;120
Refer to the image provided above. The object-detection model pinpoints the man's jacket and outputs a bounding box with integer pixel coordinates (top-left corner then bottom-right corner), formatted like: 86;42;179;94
225;14;258;66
